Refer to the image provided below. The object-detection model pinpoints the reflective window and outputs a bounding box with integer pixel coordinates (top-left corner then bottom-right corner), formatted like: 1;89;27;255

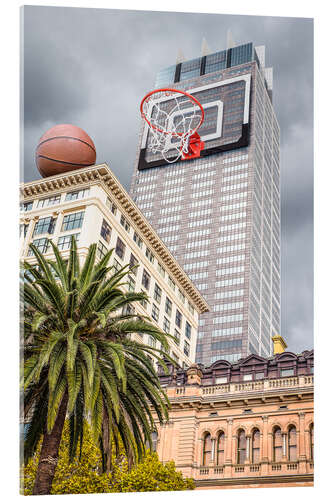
165;297;172;316
120;214;130;232
310;424;314;460
237;430;246;464
28;237;49;255
185;321;191;340
288;426;297;462
252;429;260;463
96;240;107;260
106;197;117;215
174;329;180;345
58;233;80;251
175;309;182;328
142;269;151;290
205;50;227;74
129;253;139;275
113;258;122;273
281;368;294;377
100;219;112;243
154;283;162;304
20;201;33;212
273;427;282;462
33;216;56;236
133;231;143;248
37;194;61;207
128;275;135;293
184;340;190;357
20;224;29;238
115;237;125;260
217;432;225;465
65;188;89;201
202;433;212;466
152;304;159;322
163;317;170;334
145;247;154;263
61;211;84;232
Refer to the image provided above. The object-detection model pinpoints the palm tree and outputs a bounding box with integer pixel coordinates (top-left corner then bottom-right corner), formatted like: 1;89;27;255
21;237;171;495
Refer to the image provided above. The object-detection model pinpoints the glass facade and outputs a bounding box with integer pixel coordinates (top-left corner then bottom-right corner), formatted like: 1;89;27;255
155;42;254;87
135;42;280;366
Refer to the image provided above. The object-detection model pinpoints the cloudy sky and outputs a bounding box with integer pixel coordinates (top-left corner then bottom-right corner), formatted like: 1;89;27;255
22;6;313;354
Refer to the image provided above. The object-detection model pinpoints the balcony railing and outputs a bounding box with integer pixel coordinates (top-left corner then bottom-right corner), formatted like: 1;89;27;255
177;375;314;398
196;461;312;480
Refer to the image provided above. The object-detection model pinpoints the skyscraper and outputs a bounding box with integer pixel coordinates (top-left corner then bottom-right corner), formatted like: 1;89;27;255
130;40;281;367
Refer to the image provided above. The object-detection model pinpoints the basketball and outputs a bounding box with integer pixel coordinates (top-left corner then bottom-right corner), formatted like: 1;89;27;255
35;124;96;178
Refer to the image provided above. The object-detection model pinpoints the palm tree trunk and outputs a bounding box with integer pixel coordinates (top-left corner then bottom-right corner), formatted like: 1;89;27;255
32;392;68;495
102;408;112;473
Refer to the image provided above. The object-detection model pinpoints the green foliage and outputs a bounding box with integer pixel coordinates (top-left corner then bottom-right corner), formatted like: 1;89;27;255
111;451;195;493
23;421;194;495
23;421;109;495
22;237;174;475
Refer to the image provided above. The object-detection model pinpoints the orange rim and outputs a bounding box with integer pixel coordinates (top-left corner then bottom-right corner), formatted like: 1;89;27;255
140;87;205;137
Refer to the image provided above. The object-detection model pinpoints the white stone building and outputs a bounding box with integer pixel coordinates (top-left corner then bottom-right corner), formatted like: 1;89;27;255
20;163;209;368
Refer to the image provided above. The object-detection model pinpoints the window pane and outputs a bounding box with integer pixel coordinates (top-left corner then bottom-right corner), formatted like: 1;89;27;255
133;232;143;248
100;219;112;243
61;211;84;231
152;304;159;322
115;237;125;259
29;238;49;255
237;430;246;464
154;283;162;304
274;428;282;462
58;233;80;250
120;214;130;232
65;188;89;201
175;309;182;328
281;368;294;377
129;253;139;275
217;432;225;465
142;269;150;290
33;216;56;236
106;197;117;214
165;297;172;316
288;426;297;461
163;317;170;334
185;321;191;339
252;429;260;463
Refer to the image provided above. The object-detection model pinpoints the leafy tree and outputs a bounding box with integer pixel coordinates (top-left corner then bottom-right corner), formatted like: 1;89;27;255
111;451;195;493
23;420;194;495
22;238;172;495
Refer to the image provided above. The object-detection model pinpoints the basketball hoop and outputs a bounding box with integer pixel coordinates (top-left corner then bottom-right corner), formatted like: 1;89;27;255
140;88;205;163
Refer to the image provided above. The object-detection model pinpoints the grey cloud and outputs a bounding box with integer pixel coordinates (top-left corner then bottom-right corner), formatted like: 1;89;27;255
22;6;313;354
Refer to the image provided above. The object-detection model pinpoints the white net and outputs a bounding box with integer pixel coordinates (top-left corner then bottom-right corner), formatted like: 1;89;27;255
141;89;204;163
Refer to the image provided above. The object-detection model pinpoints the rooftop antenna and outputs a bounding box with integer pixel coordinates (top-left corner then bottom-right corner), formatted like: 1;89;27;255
201;37;211;56
176;48;186;64
227;29;236;49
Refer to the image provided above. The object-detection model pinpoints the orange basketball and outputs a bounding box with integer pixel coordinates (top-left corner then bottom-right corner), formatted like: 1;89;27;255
35;124;96;178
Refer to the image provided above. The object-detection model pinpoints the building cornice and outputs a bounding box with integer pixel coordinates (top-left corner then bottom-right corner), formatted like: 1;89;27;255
20;164;210;314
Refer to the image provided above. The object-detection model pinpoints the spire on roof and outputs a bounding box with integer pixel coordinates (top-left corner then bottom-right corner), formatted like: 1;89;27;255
201;37;211;56
227;29;236;49
176;48;186;64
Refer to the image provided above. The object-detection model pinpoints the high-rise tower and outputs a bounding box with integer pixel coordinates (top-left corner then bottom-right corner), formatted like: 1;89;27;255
130;41;281;366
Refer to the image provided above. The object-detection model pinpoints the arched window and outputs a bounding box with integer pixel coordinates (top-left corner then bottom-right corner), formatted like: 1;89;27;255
252;428;260;463
217;431;225;465
288;425;297;461
151;431;158;452
202;433;212;466
237;429;246;464
273;427;282;462
309;424;314;460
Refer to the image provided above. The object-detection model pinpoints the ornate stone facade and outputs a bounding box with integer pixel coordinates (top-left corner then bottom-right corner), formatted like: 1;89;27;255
154;350;314;489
